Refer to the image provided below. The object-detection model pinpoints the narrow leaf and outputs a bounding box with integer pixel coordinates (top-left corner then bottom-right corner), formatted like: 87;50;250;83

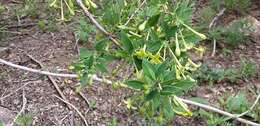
126;80;144;89
119;31;134;54
142;60;156;80
147;14;160;27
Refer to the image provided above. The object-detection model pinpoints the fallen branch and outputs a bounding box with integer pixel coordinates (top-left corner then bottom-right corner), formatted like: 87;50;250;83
0;58;77;78
54;95;88;126
25;53;70;109
209;8;226;57
10;90;27;126
209;8;226;30
211;38;216;57
0;58;110;84
180;98;260;126
75;0;122;48
78;92;90;107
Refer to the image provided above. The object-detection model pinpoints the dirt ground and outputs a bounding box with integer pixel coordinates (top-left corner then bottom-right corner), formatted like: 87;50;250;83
0;0;260;126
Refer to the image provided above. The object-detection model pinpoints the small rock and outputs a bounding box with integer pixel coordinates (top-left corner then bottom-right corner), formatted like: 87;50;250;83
0;106;15;126
13;99;20;105
0;47;9;57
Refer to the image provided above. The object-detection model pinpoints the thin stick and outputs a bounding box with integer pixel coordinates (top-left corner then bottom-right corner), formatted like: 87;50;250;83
0;81;35;100
10;90;27;126
209;8;226;57
180;98;260;126
0;58;111;83
75;0;122;48
211;38;216;57
0;58;77;78
54;95;88;126
124;0;147;26
1;59;259;125
25;53;70;109
209;8;226;30
236;93;260;118
78;92;90;107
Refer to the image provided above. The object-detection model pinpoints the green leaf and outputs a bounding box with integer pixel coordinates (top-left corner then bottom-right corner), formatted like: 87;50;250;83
189;97;209;104
133;56;142;70
84;55;94;69
119;31;134;54
126;80;144;89
147;14;160;27
162;97;174;119
96;63;108;73
79;48;93;59
155;61;167;77
161;80;194;95
145;90;158;101
142;60;156;80
162;22;178;39
80;72;89;86
15;113;33;126
94;39;108;51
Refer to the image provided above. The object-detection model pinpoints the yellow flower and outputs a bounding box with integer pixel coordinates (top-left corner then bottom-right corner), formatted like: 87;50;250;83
149;53;162;64
124;98;137;110
188;58;201;68
134;45;147;59
194;46;205;58
180;20;207;40
173;96;193;117
172;109;193;117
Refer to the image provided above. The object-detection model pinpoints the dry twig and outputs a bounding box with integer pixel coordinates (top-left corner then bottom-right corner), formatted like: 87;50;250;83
180;98;260;126
124;0;147;26
75;0;122;48
10;90;27;126
209;8;226;57
0;58;111;84
209;8;226;30
25;53;69;106
78;92;90;107
54;95;88;126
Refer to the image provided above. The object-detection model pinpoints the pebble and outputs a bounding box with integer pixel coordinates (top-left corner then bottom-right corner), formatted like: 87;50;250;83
13;99;20;105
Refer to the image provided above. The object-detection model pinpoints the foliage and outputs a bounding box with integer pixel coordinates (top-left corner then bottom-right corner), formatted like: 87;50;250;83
49;0;75;21
108;116;118;126
0;3;5;14
15;0;38;19
196;109;226;126
209;18;249;47
0;26;7;41
225;92;249;113
240;58;257;78
68;0;207;124
89;99;97;109
194;58;257;85
198;6;216;29
198;0;251;48
15;113;34;126
195;91;258;126
74;19;96;43
37;19;58;32
223;0;251;11
209;0;251;12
